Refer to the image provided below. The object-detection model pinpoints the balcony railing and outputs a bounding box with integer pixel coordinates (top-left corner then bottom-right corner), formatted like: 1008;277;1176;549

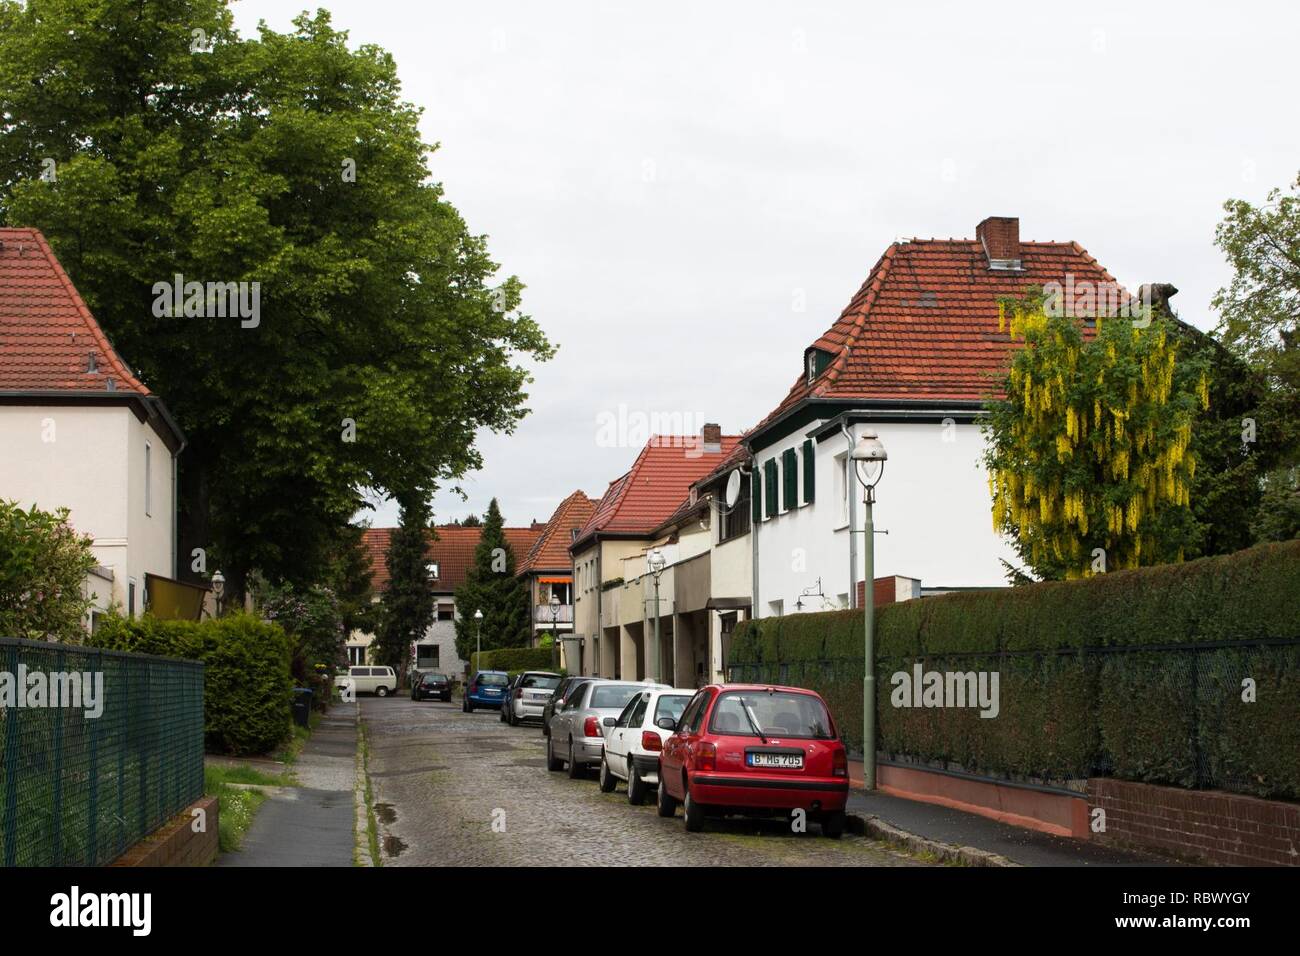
534;603;574;624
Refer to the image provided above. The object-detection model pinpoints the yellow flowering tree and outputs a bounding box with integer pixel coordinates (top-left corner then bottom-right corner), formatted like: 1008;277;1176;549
984;294;1210;580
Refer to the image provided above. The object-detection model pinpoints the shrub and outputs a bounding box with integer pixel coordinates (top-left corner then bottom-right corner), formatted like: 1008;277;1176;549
469;646;557;674
86;612;295;755
0;500;97;641
730;540;1300;798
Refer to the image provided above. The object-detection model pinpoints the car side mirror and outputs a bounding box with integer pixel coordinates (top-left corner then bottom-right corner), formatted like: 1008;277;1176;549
602;716;617;727
656;717;677;731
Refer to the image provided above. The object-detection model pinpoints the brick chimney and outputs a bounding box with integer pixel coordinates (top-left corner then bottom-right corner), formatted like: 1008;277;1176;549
701;422;722;453
976;216;1021;270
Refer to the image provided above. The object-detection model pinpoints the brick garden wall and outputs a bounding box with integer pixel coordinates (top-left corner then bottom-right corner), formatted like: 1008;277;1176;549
1088;778;1300;866
110;796;219;867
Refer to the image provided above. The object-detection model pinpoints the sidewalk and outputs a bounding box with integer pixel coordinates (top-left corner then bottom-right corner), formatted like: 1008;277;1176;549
846;763;1170;867
216;705;358;867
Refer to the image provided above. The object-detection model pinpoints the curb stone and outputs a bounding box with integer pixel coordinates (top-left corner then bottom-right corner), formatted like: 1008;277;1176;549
352;701;373;867
847;812;1019;867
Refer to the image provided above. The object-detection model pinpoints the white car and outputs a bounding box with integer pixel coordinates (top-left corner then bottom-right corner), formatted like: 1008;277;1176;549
334;665;397;698
598;687;694;803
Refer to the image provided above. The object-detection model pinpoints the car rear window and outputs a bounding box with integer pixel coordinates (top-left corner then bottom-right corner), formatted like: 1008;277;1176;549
709;690;834;740
654;694;692;723
590;684;644;709
478;673;508;686
522;675;560;689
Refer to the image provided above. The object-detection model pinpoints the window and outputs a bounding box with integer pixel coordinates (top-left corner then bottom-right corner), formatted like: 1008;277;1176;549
128;580;136;617
144;442;152;516
629;694;649;728
677;691;708;734
426;562;440;580
802;439;816;504
437;604;454;622
720;471;751;543
782;448;798;511
655;694;691;725
708;690;835;740
835;452;849;526
615;696;639;728
763;459;778;519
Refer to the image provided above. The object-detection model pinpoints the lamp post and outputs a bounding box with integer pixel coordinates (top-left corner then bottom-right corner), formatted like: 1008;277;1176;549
647;548;667;683
473;608;484;669
851;429;888;791
211;570;225;617
549;593;561;670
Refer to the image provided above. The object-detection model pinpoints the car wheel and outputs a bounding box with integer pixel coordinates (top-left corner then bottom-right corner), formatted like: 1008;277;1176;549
566;740;584;780
598;756;616;793
683;784;705;833
546;737;563;772
822;810;846;840
499;706;506;723
628;760;647;805
376;686;388;698
461;698;468;713
656;773;678;817
508;708;517;727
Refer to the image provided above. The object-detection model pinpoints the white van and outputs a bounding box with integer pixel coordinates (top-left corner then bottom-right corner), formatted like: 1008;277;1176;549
335;665;397;698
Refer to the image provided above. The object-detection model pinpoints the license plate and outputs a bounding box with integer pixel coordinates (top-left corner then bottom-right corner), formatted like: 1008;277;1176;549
484;689;500;695
748;752;803;769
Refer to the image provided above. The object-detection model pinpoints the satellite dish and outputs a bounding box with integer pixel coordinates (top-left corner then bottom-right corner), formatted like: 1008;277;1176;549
724;470;742;508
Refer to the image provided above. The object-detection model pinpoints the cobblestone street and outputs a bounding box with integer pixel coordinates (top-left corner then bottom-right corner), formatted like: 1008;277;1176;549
362;696;928;867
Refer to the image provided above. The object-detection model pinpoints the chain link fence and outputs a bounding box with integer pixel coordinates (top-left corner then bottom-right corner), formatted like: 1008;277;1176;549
0;638;205;866
728;638;1300;799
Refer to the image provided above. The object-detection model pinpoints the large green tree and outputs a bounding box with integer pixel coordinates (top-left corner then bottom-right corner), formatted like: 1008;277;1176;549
453;498;529;661
0;1;553;602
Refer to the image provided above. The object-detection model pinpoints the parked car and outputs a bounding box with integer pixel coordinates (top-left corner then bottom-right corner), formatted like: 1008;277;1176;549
541;675;596;737
334;665;397;698
462;670;510;712
412;671;452;702
502;671;561;726
546;680;665;779
656;684;849;838
599;687;694;803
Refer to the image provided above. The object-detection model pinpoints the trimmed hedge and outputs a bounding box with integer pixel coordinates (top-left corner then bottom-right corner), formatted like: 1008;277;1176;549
86;612;295;756
469;646;559;676
730;540;1300;799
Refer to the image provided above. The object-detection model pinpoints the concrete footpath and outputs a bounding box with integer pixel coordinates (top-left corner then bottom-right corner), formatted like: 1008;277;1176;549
216;705;358;867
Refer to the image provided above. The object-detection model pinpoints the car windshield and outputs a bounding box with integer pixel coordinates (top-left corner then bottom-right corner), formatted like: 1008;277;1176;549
522;675;560;689
478;673;508;686
654;694;691;723
590;684;644;709
710;691;834;739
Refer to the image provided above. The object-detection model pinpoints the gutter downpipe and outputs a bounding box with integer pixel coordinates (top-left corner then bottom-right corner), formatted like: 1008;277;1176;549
840;421;857;610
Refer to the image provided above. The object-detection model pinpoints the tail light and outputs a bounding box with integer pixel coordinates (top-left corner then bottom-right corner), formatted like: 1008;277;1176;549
695;741;716;771
583;716;601;737
832;748;848;778
515;688;523;699
641;731;662;752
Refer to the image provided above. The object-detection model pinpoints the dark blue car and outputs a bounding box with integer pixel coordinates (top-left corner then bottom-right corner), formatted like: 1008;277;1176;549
462;670;510;712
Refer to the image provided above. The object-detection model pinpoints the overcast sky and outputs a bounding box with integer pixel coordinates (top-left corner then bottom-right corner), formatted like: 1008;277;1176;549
234;0;1298;529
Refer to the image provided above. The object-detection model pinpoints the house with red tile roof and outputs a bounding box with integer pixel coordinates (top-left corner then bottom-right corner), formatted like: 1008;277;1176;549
517;490;595;651
568;425;741;680
346;523;541;672
744;216;1125;615
0;228;191;626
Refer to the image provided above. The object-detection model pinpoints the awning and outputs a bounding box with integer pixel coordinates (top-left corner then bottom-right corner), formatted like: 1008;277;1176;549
706;597;752;611
539;576;572;584
145;573;208;621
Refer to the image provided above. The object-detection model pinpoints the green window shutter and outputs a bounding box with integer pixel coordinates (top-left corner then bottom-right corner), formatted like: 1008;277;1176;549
802;439;815;504
782;448;797;511
751;470;762;523
764;460;778;519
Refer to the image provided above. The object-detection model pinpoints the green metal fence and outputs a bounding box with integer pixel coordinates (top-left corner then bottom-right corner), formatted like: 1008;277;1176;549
0;637;205;866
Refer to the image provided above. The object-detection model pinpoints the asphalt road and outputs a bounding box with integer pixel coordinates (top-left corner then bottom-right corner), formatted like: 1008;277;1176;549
361;696;928;867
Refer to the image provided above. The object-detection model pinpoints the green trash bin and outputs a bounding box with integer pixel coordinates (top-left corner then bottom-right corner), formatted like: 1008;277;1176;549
292;687;313;728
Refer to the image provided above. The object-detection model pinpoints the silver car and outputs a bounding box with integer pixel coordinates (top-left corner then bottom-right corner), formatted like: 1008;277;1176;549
546;679;666;779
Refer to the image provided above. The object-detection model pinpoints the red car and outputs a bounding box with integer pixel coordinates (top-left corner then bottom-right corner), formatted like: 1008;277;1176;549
656;684;849;838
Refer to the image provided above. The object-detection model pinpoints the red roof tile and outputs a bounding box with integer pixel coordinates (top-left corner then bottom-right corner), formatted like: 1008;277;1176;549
361;524;542;593
518;490;596;575
753;234;1121;434
571;436;741;551
0;228;149;395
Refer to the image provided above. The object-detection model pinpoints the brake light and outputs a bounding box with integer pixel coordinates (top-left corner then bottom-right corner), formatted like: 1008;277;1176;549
641;731;662;752
515;688;523;699
583;716;601;737
695;741;716;771
832;748;848;778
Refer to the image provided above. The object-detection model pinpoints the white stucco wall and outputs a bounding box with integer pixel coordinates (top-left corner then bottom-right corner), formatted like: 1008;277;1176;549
753;418;1014;618
0;403;175;617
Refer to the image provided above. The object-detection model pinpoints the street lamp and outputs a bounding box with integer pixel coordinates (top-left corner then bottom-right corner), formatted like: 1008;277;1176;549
549;593;561;670
211;570;225;617
851;429;888;791
473;609;484;669
647;548;667;683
